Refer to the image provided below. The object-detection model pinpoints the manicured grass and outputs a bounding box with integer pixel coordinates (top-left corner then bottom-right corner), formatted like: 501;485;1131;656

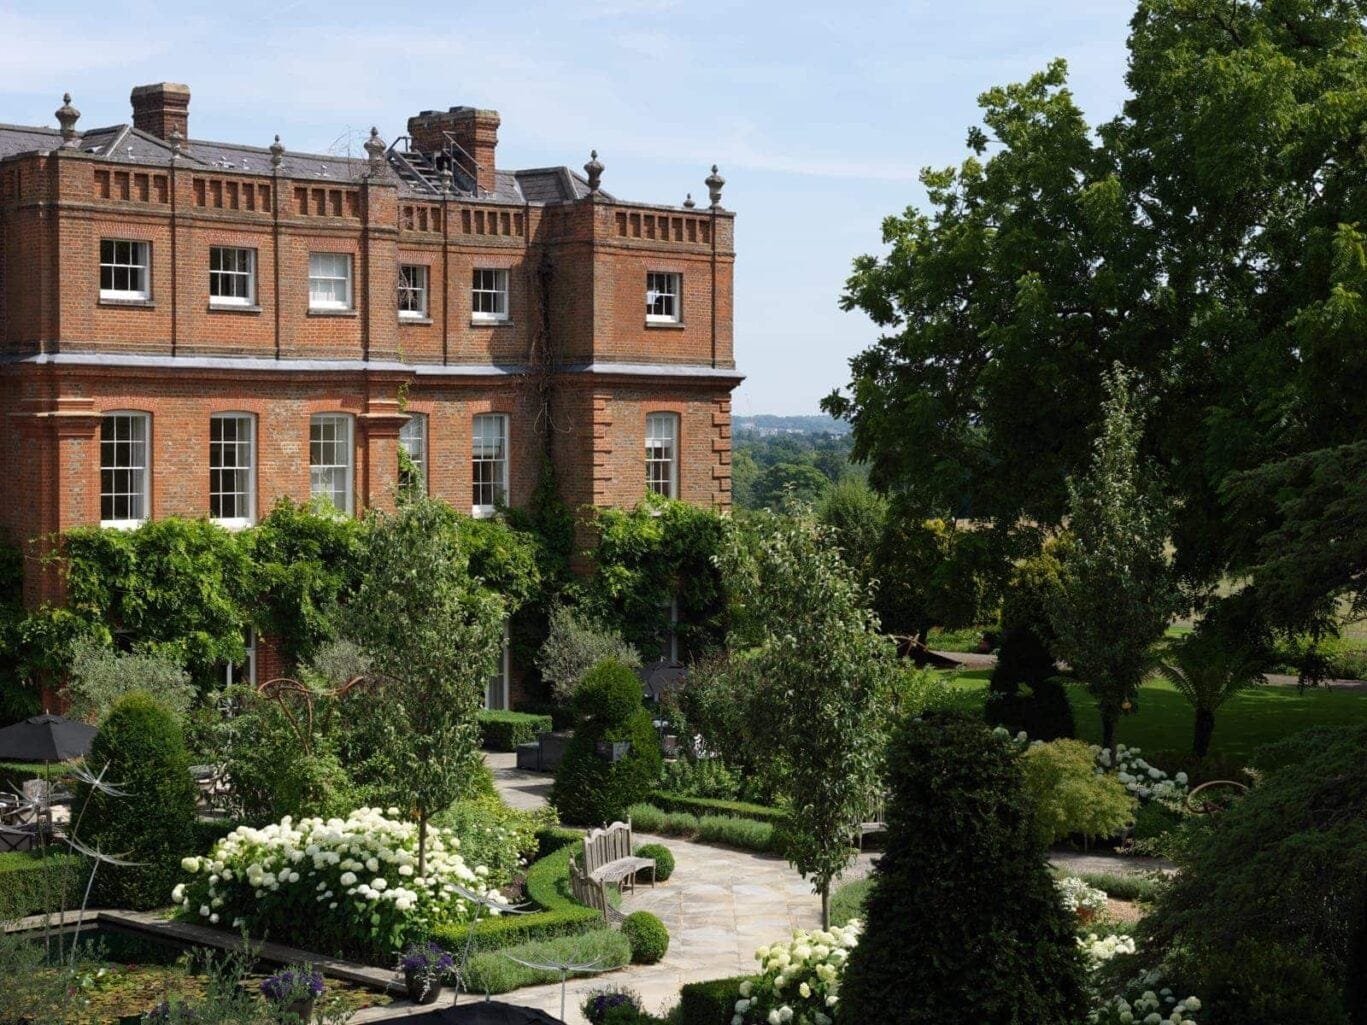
927;624;996;653
947;669;1367;763
462;928;631;994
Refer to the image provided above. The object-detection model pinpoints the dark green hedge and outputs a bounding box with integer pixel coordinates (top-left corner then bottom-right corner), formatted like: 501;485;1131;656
477;710;554;752
678;977;752;1025
430;827;602;952
648;791;786;824
0;852;88;920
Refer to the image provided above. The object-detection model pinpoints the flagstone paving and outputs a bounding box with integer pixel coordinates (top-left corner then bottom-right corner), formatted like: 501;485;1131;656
355;753;1166;1023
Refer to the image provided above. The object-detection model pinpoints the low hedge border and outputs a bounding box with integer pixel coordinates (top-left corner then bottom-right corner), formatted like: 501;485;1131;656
679;976;754;1025
0;851;89;920
629;804;781;854
430;826;603;952
478;711;554;752
648;791;787;824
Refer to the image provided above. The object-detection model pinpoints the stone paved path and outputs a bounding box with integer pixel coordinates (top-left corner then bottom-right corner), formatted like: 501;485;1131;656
354;754;1164;1023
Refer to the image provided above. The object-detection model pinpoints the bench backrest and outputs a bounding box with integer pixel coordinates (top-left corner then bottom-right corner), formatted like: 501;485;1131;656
568;855;611;921
582;819;634;875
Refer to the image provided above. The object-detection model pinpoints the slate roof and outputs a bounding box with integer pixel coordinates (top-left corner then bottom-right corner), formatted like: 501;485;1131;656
0;120;617;205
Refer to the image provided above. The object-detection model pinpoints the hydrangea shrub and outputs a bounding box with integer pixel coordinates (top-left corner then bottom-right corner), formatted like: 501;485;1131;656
732;922;860;1025
174;806;505;960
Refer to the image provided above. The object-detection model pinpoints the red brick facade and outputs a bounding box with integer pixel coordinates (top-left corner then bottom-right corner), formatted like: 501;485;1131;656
0;87;739;702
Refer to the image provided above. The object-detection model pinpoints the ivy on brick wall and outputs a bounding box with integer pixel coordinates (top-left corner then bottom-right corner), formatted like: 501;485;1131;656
4;498;544;706
584;496;731;661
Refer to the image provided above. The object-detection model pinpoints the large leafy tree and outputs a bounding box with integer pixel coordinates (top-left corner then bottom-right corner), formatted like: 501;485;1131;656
827;1;1367;633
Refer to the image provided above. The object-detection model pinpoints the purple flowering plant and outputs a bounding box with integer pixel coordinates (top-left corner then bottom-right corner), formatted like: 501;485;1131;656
581;986;643;1025
260;966;325;1002
400;941;456;981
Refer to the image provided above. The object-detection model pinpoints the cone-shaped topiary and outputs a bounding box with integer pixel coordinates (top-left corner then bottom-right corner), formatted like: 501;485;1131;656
551;660;662;825
78;691;199;910
839;710;1088;1025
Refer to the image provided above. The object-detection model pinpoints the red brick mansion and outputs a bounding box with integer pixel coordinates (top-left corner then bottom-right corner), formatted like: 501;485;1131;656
0;85;740;701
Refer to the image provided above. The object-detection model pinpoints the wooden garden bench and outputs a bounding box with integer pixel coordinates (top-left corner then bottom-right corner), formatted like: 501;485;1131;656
569;854;623;924
582;819;656;893
853;794;886;852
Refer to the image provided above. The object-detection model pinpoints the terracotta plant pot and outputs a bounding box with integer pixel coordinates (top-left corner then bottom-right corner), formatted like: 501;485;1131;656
404;969;443;1005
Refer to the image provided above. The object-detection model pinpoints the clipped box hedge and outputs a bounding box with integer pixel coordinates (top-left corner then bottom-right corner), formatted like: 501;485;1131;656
477;710;554;752
679;976;754;1025
0;851;88;920
429;826;603;953
649;791;787;824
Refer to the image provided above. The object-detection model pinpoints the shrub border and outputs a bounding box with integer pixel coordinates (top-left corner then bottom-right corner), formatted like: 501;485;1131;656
649;790;787;824
477;710;554;752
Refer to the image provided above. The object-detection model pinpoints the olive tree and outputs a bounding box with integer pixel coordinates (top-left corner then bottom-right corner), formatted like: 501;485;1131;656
340;498;505;875
722;511;896;927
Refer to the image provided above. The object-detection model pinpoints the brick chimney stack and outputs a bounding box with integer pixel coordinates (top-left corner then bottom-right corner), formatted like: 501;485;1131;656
407;106;499;194
130;83;190;141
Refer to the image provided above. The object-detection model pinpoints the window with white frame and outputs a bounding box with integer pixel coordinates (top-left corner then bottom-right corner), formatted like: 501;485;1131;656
646;271;681;323
224;628;257;687
99;240;150;301
471;413;508;516
308;253;353;310
310;414;354;513
484;620;510;710
657;598;679;663
645;412;679;498
100;412;150;526
209;413;255;526
399;412;427;490
209;247;256;306
398;264;429;319
471;268;509;321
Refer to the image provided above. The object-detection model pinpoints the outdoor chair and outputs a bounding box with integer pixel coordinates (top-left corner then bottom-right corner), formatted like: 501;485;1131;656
0;796;41;853
853;794;886;852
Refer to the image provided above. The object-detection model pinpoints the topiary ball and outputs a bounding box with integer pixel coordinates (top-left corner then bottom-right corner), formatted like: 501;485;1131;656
574;661;646;722
621;911;670;965
635;843;675;883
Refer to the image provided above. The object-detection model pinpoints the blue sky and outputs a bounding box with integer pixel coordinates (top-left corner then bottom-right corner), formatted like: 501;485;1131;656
0;0;1136;414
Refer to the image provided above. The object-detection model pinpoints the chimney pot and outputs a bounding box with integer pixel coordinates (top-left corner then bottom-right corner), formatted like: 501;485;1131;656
130;82;190;142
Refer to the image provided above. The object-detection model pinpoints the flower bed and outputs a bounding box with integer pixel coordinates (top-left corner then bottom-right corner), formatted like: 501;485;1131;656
733;922;862;1025
174;807;505;962
1094;743;1188;803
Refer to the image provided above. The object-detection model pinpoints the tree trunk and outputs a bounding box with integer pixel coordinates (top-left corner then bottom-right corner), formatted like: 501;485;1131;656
1193;707;1215;759
417;809;428;880
917;625;931;646
1101;711;1117;756
820;882;830;930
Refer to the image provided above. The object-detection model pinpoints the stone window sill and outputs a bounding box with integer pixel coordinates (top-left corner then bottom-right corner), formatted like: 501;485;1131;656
307;308;359;318
645;320;685;330
209;303;263;314
471;318;513;328
99;297;155;309
400;316;434;326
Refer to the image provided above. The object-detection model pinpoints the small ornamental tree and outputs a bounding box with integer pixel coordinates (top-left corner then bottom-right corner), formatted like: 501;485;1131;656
1047;365;1178;752
340;498;505;876
79;692;199;910
551;659;662;825
840;711;1088;1024
721;511;896;927
1159;627;1266;758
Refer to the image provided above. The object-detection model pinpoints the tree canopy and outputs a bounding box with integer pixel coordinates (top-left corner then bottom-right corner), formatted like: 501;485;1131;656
826;0;1367;633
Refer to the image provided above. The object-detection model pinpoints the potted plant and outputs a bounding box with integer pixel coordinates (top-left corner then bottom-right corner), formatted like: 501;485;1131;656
259;966;324;1022
398;941;455;1004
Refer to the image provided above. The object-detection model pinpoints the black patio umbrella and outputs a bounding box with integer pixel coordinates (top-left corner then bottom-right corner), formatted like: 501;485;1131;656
0;713;96;763
387;1001;564;1025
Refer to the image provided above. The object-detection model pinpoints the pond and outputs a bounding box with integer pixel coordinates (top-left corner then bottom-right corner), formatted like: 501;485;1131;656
17;922;394;1024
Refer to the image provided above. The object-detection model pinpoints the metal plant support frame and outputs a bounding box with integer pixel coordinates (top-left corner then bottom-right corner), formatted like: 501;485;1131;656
1184;779;1250;815
443;883;534;1007
501;954;612;1023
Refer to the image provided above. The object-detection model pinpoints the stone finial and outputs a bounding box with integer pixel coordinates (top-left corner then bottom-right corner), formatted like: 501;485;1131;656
364;126;387;172
584;149;604;193
269;134;285;170
168;128;184;158
438;166;454;195
705;164;725;209
56;93;80;148
683;193;696;209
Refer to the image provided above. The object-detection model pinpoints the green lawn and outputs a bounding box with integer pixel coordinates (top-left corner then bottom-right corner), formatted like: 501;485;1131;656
946;669;1367;764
